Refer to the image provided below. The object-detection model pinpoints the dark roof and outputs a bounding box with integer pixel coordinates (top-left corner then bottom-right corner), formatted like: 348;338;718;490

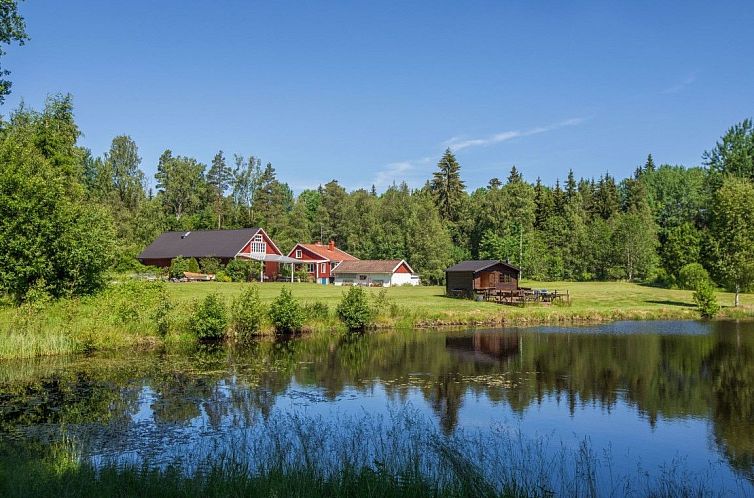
333;259;413;274
138;228;261;260
445;260;520;273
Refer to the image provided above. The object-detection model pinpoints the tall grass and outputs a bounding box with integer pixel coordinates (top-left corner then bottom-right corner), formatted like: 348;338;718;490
1;409;748;498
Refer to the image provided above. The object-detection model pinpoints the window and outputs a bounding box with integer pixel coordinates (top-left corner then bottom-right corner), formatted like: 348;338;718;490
251;234;266;254
320;263;327;273
307;263;315;273
359;275;367;280
295;249;302;259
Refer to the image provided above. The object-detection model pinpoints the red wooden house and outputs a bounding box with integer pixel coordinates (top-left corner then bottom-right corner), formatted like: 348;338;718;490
287;241;358;284
138;228;298;281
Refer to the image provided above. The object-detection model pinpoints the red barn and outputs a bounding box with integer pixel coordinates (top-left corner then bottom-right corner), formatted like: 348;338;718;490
287;241;358;284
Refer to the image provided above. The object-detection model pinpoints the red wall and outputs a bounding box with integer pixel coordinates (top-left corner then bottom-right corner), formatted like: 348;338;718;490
395;262;411;273
291;245;330;277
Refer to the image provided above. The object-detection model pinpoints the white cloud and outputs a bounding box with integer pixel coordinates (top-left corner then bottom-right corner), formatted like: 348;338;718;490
444;117;588;151
661;73;697;95
370;156;432;189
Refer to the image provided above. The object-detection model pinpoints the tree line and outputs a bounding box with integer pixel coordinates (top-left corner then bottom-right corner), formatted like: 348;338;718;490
1;95;754;302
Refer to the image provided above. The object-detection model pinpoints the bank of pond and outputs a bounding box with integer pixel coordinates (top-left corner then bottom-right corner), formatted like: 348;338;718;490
0;321;753;497
3;280;754;361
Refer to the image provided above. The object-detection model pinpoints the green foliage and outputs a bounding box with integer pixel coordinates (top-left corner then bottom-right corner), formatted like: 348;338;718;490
303;301;330;321
230;286;265;338
693;280;720;319
336;286;374;330
199;257;222;274
0;0;28;104
169;256;199;279
678;263;711;291
215;271;232;282
294;266;310;282
191;293;228;339
225;259;259;282
268;288;303;333
709;177;754;304
0;96;115;302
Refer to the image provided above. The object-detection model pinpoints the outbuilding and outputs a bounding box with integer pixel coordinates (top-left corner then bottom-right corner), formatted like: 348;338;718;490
445;260;520;298
332;260;420;287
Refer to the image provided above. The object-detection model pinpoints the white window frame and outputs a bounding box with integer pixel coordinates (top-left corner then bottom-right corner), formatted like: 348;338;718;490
307;263;315;273
295;249;302;259
320;263;327;273
251;234;266;254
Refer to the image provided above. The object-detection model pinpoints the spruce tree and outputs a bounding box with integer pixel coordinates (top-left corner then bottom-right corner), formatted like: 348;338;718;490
429;148;466;224
207;150;233;228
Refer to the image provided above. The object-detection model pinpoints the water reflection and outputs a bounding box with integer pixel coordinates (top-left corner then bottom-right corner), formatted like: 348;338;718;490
0;320;753;487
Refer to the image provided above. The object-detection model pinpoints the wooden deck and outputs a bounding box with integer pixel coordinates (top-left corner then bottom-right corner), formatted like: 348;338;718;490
475;287;570;306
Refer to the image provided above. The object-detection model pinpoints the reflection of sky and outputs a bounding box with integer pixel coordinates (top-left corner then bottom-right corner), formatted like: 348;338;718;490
35;320;754;495
87;375;750;495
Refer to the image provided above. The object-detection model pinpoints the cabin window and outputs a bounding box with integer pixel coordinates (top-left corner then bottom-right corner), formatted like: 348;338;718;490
307;263;315;273
320;263;327;273
359;275;367;280
502;274;511;283
251;234;266;254
295;249;302;259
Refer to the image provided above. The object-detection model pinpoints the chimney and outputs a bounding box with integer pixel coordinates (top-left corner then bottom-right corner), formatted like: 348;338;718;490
328;240;335;251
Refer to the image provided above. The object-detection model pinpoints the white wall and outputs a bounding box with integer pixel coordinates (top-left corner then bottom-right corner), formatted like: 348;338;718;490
334;272;420;286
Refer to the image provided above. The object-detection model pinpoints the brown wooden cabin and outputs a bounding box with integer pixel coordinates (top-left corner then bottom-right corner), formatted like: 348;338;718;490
445;260;521;298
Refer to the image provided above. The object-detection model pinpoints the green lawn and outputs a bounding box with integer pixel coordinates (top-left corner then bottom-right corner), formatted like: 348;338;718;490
167;280;754;322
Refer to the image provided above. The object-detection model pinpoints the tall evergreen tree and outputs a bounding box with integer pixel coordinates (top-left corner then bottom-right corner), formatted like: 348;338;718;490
429;148;466;224
207;150;233;228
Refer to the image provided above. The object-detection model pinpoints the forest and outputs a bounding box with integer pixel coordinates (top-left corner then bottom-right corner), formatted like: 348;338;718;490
1;94;754;305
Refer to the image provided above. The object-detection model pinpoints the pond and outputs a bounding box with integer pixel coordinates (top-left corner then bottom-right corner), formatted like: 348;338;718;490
1;320;753;495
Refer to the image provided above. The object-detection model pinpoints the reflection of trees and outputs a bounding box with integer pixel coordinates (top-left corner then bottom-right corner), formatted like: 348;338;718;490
705;322;754;479
2;323;753;478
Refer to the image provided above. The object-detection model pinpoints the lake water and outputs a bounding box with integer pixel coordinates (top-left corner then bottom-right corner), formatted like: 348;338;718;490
1;320;753;495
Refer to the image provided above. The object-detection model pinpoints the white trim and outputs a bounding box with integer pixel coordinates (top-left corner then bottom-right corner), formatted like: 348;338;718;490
235;228;284;258
391;259;415;274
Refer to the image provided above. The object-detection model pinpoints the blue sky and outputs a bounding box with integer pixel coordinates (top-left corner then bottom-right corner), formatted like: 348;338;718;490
4;1;754;192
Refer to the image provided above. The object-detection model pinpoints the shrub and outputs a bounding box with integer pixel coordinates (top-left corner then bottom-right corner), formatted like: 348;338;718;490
303;301;330;321
215;271;232;283
693;280;720;319
199;257;222;275
169;256;197;279
336;286;374;331
226;259;260;282
268;288;303;333
231;286;265;337
294;267;310;282
153;297;174;337
678;263;711;291
191;293;228;339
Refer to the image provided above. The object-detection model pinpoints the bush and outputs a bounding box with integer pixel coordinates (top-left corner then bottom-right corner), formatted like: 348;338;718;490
215;271;232;283
231;286;265;337
199;257;222;275
303;301;330;321
226;259;260;282
191;293;228;339
693;280;720;319
294;267;310;282
336;286;374;331
268;288;303;333
169;256;199;279
678;263;711;291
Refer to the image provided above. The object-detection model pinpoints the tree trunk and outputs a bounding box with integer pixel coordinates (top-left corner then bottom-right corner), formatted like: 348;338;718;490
735;283;741;307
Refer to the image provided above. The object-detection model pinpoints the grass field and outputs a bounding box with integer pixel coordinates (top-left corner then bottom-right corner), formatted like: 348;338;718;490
167;280;754;324
1;280;752;360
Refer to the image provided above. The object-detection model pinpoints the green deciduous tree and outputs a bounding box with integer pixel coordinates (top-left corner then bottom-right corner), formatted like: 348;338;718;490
0;0;27;104
0;97;114;301
709;177;754;306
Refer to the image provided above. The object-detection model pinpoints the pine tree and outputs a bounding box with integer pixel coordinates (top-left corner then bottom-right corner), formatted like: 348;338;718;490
565;169;577;201
552;179;565;212
429;148;466;224
534;177;554;228
207;150;233;228
507;165;523;184
644;153;656;173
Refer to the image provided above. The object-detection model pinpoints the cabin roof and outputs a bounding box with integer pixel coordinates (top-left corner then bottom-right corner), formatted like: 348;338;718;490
333;259;413;274
445;260;520;273
138;228;264;259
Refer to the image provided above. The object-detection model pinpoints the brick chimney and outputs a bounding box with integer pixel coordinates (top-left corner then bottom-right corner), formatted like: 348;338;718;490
328;240;335;251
